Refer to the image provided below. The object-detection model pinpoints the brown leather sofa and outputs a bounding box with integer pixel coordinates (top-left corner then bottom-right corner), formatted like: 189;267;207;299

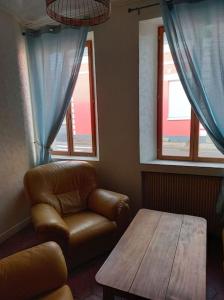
0;241;74;300
24;161;130;266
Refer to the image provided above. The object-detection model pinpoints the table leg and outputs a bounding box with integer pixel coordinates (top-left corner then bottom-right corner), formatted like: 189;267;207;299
103;286;114;300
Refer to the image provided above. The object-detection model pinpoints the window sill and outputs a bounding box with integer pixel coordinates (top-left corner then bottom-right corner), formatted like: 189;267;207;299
141;160;224;177
52;155;99;162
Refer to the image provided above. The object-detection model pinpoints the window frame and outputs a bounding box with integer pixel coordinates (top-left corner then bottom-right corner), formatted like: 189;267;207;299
52;40;97;157
157;26;224;163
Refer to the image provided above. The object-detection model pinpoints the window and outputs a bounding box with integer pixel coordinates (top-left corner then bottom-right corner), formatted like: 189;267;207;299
157;27;224;162
52;40;97;157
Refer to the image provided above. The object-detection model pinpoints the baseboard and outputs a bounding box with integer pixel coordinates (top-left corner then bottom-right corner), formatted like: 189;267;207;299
0;217;31;244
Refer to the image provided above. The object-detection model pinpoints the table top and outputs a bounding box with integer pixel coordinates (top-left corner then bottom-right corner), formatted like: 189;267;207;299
96;209;207;300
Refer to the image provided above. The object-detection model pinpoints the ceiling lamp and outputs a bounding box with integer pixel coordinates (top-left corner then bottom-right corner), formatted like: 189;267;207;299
46;0;111;26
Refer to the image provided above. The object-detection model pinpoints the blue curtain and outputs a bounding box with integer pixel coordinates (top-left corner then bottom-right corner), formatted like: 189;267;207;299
160;0;224;220
26;26;88;165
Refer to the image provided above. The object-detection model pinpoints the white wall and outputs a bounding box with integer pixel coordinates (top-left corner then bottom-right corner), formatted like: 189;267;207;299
0;10;32;241
92;4;161;215
139;17;163;163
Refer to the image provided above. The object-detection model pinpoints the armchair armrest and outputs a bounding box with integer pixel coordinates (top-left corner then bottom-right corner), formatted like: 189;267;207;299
31;203;69;244
0;242;68;300
88;189;130;224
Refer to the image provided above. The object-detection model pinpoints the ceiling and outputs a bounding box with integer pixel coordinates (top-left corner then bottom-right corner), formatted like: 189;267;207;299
0;0;152;29
0;0;58;28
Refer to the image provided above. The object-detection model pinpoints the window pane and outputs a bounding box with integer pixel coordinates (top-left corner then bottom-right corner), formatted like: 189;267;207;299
168;81;191;120
52;117;68;152
198;124;224;158
162;33;191;157
71;46;94;154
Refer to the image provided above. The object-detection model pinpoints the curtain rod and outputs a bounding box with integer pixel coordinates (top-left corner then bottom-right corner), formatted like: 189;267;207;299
128;2;160;14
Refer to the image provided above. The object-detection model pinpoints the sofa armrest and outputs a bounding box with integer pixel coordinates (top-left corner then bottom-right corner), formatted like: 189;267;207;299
88;189;130;224
32;203;69;243
0;242;68;300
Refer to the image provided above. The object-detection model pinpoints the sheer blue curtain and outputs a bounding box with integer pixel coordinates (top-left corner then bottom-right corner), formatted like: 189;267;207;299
160;0;224;220
26;26;88;165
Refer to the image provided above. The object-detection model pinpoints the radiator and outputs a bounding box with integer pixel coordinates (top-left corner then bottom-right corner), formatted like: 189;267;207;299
142;172;222;234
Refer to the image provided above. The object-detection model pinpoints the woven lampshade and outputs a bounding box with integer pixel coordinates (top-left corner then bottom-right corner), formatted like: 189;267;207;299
46;0;111;26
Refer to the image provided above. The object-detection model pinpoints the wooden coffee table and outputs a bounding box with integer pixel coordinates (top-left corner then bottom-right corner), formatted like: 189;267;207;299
96;209;206;300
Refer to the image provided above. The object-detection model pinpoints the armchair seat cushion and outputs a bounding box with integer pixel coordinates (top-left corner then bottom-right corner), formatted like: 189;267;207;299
64;211;117;248
38;285;74;300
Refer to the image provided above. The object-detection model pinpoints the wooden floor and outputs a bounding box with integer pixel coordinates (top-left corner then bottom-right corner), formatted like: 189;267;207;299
0;225;223;300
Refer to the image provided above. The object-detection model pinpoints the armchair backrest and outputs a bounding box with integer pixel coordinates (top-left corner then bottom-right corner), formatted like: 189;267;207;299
24;161;97;215
0;242;68;300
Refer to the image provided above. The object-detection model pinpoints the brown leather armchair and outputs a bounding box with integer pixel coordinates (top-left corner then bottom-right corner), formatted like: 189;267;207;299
0;241;74;300
24;161;130;266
